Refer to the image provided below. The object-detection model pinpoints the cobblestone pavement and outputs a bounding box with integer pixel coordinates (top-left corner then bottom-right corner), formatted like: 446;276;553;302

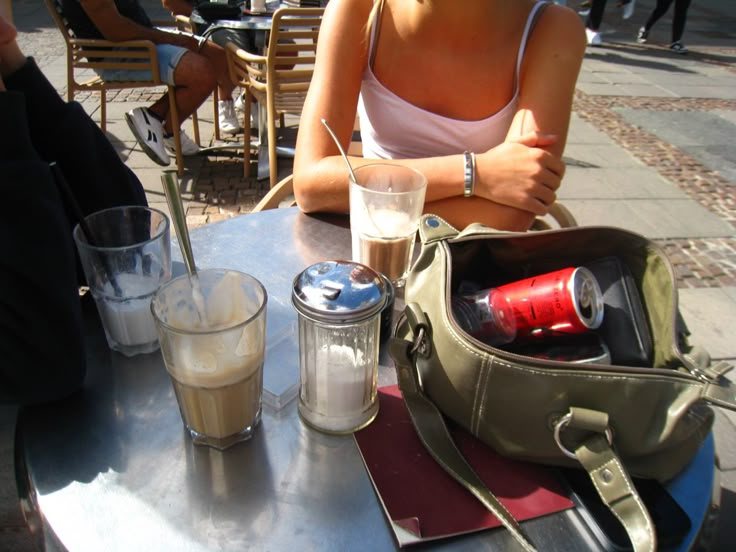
574;89;736;289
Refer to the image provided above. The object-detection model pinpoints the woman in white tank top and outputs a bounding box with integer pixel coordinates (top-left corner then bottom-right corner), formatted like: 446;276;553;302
294;0;586;231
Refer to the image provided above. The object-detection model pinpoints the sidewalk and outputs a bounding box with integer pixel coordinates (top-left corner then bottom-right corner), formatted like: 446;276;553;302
3;0;736;550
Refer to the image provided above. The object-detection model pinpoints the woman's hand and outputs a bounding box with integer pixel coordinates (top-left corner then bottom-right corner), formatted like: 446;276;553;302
475;131;566;216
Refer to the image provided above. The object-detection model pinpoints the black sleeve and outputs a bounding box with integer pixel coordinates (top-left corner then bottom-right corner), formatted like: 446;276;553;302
0;92;87;406
3;57;148;216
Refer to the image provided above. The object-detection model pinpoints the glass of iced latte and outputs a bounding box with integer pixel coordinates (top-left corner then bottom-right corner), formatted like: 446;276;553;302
350;164;427;287
151;269;267;450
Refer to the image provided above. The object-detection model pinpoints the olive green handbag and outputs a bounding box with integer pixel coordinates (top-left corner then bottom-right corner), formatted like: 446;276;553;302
390;214;736;552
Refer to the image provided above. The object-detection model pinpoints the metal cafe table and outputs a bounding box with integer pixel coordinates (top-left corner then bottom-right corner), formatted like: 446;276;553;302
14;208;718;551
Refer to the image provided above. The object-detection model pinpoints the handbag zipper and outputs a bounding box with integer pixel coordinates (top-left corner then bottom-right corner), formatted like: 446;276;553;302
648;238;724;383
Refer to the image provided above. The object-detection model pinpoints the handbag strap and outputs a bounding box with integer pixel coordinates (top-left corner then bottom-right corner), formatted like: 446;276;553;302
389;336;538;552
560;409;657;552
390;303;657;552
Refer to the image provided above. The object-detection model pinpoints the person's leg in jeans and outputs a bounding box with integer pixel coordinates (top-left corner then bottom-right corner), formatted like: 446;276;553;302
148;41;238;139
586;0;608;31
152;49;215;135
643;0;674;33
585;0;607;45
121;44;215;164
671;0;692;43
194;39;237;126
638;0;672;44
210;28;256;133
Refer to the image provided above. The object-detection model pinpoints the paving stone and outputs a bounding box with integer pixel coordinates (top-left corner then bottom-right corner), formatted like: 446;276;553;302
562;199;735;238
561;167;690;199
679;288;736;359
714;410;736;471
576;81;676;97
567;114;616;146
563;143;644;169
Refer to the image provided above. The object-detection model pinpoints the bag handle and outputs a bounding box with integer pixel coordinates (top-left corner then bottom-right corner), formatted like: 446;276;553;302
417;214;459;245
389;334;539;552
391;303;657;552
703;377;736;409
557;409;657;552
417;214;509;245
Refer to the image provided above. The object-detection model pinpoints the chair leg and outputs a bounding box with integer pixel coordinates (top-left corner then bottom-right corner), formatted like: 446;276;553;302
213;88;221;142
242;90;252;178
191;110;200;147
267;99;278;189
100;89;107;133
168;86;184;177
66;58;74;103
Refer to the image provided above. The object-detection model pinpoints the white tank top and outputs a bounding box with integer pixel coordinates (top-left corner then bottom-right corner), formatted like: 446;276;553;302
358;1;547;159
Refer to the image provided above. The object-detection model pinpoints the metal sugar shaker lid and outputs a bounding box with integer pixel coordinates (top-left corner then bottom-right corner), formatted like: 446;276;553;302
291;260;388;324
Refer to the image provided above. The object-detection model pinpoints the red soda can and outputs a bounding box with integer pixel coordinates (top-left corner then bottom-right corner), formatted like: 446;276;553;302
495;267;603;339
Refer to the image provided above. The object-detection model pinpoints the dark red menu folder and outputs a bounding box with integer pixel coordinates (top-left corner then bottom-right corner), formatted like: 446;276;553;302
353;385;574;547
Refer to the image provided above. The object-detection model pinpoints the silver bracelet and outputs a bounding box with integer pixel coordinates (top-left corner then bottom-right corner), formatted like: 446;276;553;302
463;151;476;198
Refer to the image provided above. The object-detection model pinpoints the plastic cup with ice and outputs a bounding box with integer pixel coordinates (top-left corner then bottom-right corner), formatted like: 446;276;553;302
73;206;171;357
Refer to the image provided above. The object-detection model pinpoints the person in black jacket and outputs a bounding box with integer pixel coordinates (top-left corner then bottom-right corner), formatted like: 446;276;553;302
0;13;147;405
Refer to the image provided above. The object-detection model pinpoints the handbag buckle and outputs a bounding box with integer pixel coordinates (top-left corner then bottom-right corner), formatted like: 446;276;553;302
553;412;613;460
409;326;428;356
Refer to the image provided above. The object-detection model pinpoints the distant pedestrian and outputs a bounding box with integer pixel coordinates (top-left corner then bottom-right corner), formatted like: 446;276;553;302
637;0;692;54
584;0;636;46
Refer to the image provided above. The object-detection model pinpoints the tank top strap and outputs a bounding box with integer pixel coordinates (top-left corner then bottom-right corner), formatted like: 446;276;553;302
368;0;386;69
514;1;551;92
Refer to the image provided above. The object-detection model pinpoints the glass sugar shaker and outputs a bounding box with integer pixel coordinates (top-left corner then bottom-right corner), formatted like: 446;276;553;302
291;260;388;434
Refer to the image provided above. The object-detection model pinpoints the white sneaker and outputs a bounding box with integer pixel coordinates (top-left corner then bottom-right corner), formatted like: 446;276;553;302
218;99;241;134
621;0;635;20
164;129;200;157
235;93;258;129
125;107;170;166
234;92;246;113
586;28;602;46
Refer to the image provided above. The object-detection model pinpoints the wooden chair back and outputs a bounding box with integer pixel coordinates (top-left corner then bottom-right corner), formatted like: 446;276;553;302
44;0;194;175
226;7;324;188
45;0;161;105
